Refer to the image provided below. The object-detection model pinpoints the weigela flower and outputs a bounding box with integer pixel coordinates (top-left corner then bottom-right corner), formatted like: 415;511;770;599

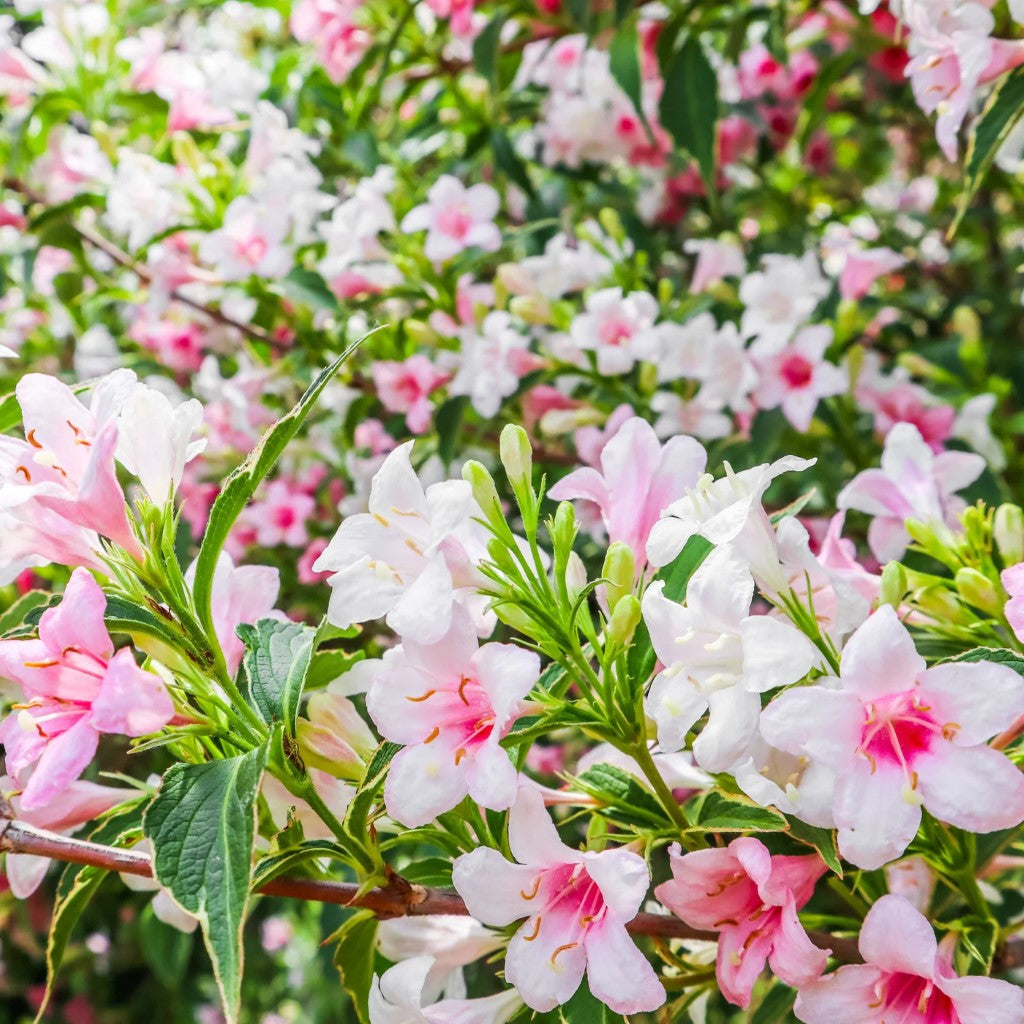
452;788;664;1014
837;422;984;562
548;416;706;573
739;253;829;348
371;355;449;435
794;894;1024;1023
0;569;174;810
365;607;538;826
642;545;820;771
655;838;828;1008
313;441;483;644
760;605;1024;869
401;176;501;263
567;287;659;376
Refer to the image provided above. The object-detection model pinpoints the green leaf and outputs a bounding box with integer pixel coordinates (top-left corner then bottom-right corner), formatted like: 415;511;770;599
343;740;401;841
252;839;351;887
689;791;788;832
956;915;999;975
435;394;470;467
144;746;269;1024
750;982;797;1024
953;66;1024;235
238;618;316;736
787;818;843;877
332;912;378;1024
305;648;365;691
139;903;196;989
614;0;633;24
658;37;718;187
559;981;617;1024
574;762;668;826
0;590;54;635
472;13;507;88
104;593;205;661
0;389;21;433
281;267;339;311
192;340;364;670
946;646;1024;675
609;21;649;136
491;130;535;198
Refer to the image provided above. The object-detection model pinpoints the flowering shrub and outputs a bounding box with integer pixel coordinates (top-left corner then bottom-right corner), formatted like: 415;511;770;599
6;0;1024;1022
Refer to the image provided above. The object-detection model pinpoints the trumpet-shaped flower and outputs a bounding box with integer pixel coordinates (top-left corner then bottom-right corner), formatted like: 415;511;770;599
794;894;1024;1024
452;788;664;1014
313;441;482;644
0;371;141;561
366;607;538;826
655;838;828;1008
642;545;820;772
548;416;706;572
760;605;1024;869
0;569;174;810
369;956;522;1024
401;176;501;263
567;287;659;376
837;422;984;562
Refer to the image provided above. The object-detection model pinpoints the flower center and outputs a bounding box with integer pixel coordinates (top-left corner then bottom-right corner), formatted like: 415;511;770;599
780;353;814;389
436;203;474;240
871;971;958;1023
858;691;948;785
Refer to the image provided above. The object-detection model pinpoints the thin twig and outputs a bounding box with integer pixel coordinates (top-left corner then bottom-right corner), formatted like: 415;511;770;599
0;816;875;962
2;176;283;350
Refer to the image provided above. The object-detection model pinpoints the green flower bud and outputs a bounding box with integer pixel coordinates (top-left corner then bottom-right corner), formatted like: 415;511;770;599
602;542;636;612
565;551;587;603
914;584;967;623
878;561;908;609
297;692;378;781
607;594;642;646
509;295;553;325
462;460;501;518
954;567;1001;617
995;504;1024;567
500;424;533;489
551;500;577;551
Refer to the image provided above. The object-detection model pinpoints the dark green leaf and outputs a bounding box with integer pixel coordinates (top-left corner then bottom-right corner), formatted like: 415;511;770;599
560;981;616;1023
252;839;351;887
238;618;316;736
689;791;788;832
491;130;535;197
144;746;268;1024
472;14;507;87
574;762;668;825
435;394;470;467
139;903;196;989
0;590;54;635
609;21;648;135
750;983;796;1024
614;0;633;24
333;912;378;1024
787;818;843;877
281;267;339;311
658;37;718;187
192;339;364;670
104;594;204;661
946;646;1024;675
343;740;401;841
956;915;999;975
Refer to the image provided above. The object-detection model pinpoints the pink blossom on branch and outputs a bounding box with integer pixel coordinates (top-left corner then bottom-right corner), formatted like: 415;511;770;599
401;176;501;263
655;838;828;1008
452;788;664;1014
794;894;1024;1024
0;569;174;811
371;355;449;435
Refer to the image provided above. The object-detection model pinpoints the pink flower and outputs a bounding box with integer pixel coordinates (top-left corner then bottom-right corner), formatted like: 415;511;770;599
794;894;1024;1024
185;552;280;676
0;371;142;563
452;788;664;1014
1002;562;1024;642
0;569;174;811
655;838;828;1007
751;325;847;431
684;238;746;292
298;538;331;585
761;604;1024;869
548;416;706;571
371;356;449;435
838;246;906;300
837;423;984;562
401;176;501;262
858;380;955;453
198;197;292;282
567;287;659;376
817;512;880;608
290;0;371;83
1;773;132;897
366;607;537;826
243;478;316;548
128;313;206;374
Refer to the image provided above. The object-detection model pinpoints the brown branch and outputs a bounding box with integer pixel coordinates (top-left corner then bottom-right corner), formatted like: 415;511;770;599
0;816;875;962
2;176;283;351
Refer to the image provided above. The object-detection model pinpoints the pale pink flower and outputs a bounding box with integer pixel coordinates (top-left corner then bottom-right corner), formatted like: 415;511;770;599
794;894;1024;1024
655;838;828;1008
401;176;501;263
816;512;881;609
1;773;132;896
298;538;331;585
369;957;522;1024
365;607;537;826
761;604;1024;869
290;0;372;83
371;356;449;435
548;416;706;571
261;917;294;953
904;0;1024;161
739;254;829;348
573;404;634;467
567;287;659;376
857;379;955;453
31;246;73;296
313;441;482;644
0;371;141;561
262;769;354;841
185;552;280;676
837;422;984;562
33;126;111;204
121;839;200;934
838;246;906;300
128;313;206;374
752;325;847;431
684;238;745;292
885;856;937;915
198;197;292;282
1002;562;1024;642
243;478;316;548
0;569;174;810
452;788;664;1014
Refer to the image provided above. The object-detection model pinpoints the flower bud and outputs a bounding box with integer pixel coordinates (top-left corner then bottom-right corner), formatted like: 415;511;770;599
494;602;535;634
955;567;1001;617
597;207;625;243
404;319;438;347
297;692;377;781
462;460;501;518
500;424;533;489
913;584;966;623
565;551;587;603
509;295;553;325
878;561;908;609
551;500;577;551
602;542;636;612
607;594;642;646
995;504;1024;566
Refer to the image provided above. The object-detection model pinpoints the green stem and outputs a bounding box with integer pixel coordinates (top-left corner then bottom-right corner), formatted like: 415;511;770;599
630;742;689;832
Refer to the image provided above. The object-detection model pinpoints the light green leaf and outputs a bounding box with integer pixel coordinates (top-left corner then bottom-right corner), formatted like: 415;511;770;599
574;762;668;826
689;791;788;832
238;618;316;736
332;912;379;1024
144;746;268;1024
